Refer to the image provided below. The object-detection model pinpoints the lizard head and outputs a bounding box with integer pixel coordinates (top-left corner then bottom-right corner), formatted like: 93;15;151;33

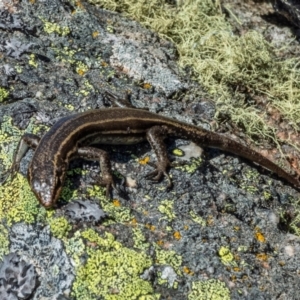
28;158;67;208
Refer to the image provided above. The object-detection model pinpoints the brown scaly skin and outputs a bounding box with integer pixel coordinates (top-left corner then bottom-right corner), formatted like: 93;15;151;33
2;107;300;208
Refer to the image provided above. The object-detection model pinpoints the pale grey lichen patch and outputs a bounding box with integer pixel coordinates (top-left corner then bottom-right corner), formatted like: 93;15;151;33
0;253;38;300
109;37;185;96
9;223;75;300
161;266;178;287
64;199;107;223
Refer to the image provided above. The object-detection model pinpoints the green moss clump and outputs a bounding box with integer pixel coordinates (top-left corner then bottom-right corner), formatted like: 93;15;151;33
188;279;231;300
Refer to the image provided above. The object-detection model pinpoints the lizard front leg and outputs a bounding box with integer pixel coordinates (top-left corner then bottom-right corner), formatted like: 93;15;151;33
77;146;117;198
1;133;40;184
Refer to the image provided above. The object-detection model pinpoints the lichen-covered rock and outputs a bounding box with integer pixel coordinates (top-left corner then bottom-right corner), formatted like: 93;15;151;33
9;223;75;299
64;200;107;223
0;253;38;300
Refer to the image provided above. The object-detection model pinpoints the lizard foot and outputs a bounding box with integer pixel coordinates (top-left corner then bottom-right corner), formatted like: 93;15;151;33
91;172;118;199
144;162;172;189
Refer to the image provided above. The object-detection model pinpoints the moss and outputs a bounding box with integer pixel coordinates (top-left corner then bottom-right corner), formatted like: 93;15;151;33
158;200;175;221
188;279;231;300
0;224;9;260
0;87;9;102
48;216;72;239
72;228;159;299
89;0;300;165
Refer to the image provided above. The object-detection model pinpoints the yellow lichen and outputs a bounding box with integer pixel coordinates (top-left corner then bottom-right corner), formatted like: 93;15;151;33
48;216;72;239
0;174;42;225
71;228;160;299
158;200;175;221
43;20;70;36
0;224;9;260
0;87;9;102
218;246;236;266
188;279;231;300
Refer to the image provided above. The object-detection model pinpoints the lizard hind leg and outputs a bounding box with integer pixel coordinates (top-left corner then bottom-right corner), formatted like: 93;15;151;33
145;126;173;189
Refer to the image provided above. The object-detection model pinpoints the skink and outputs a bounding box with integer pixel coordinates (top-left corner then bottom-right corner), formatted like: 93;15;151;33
3;107;300;208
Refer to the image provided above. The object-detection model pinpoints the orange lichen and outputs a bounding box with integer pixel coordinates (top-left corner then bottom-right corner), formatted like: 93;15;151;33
143;83;152;89
254;227;266;243
92;31;99;38
256;253;268;261
183;266;194;275
138;156;150;165
173;231;182;240
112;199;121;207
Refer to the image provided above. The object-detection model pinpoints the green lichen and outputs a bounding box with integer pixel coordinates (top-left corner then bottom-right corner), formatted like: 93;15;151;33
0;87;9;102
189;211;206;227
75;61;90;75
72;228;159;299
132;227;149;250
81;228;122;249
158;200;175;221
188;279;231;300
28;54;38;68
87;185;133;222
48;216;72;239
155;244;182;274
0;116;47;225
0;224;9;260
172;148;184;157
174;157;203;174
42;19;70;36
218;246;236;267
76;79;95;96
64;231;86;267
0;174;42;225
52;46;77;65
